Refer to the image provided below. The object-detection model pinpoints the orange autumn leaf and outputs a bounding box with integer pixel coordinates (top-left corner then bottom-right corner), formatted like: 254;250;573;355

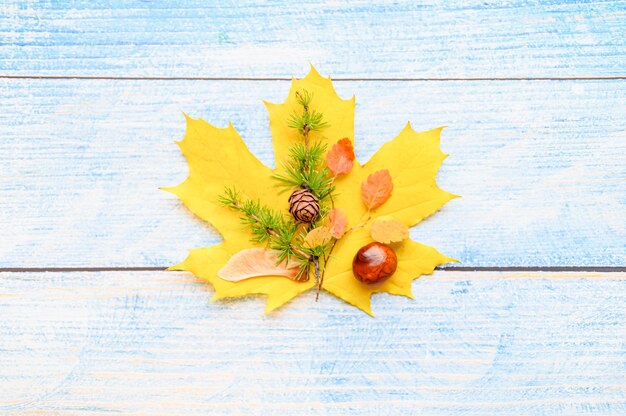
327;208;348;239
326;137;355;176
218;248;297;281
361;169;394;210
371;216;409;244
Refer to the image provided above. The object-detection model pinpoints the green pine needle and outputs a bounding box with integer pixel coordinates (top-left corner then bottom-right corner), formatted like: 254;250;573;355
272;141;334;199
287;110;329;135
295;89;314;108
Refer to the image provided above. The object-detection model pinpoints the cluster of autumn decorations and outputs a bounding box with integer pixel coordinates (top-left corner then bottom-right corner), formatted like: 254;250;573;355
216;90;409;297
166;66;455;314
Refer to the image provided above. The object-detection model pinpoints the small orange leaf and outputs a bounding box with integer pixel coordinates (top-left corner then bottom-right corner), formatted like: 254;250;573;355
326;138;355;176
371;216;409;244
361;169;394;210
304;226;332;248
218;248;297;281
327;208;348;239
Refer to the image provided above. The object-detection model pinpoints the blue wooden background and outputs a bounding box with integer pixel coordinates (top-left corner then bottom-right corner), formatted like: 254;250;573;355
0;1;625;414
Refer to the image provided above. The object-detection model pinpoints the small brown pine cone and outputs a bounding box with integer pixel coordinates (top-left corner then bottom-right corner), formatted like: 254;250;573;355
288;188;320;223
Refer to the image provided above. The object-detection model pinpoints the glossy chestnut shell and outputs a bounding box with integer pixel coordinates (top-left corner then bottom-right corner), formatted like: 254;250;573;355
352;242;397;285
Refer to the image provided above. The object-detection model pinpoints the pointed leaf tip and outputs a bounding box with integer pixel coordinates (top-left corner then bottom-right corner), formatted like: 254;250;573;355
307;63;322;77
160;185;179;196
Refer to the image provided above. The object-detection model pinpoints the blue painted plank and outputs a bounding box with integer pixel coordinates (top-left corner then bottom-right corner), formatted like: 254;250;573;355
0;271;625;414
0;78;624;268
0;0;624;78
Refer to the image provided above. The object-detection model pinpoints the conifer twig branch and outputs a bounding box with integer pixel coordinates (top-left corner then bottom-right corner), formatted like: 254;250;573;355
218;189;313;280
221;89;338;286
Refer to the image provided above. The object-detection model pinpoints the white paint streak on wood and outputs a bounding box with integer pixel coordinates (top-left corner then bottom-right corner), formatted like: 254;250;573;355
0;0;624;78
0;79;623;267
0;271;625;415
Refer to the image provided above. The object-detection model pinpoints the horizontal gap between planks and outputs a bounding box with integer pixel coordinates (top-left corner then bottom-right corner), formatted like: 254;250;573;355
1;75;626;82
1;267;625;273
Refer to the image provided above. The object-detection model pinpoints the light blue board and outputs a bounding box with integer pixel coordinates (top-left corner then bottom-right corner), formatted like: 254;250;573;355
0;271;625;414
0;0;625;78
0;78;624;268
1;0;625;414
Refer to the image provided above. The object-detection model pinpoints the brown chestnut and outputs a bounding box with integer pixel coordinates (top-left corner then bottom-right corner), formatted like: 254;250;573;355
352;242;397;285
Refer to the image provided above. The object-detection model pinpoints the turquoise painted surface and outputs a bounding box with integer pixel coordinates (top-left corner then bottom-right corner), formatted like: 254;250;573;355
0;1;625;414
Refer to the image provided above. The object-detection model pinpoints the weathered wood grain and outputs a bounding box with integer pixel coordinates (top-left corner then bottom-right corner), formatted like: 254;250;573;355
0;78;624;268
1;0;624;78
0;270;624;415
1;2;624;415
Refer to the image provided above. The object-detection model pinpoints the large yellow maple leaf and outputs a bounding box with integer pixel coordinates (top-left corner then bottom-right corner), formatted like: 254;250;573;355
165;66;457;315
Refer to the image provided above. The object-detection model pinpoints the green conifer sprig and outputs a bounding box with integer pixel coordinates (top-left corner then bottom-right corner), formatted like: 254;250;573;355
218;188;308;269
272;141;335;199
287;110;328;135
295;89;313;108
287;89;329;136
218;88;338;285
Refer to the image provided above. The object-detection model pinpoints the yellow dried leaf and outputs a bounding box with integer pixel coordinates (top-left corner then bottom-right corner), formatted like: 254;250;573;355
166;65;458;315
304;226;332;248
370;216;409;244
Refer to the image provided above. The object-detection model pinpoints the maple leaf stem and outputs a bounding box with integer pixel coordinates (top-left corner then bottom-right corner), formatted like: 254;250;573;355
316;239;337;301
313;255;320;287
